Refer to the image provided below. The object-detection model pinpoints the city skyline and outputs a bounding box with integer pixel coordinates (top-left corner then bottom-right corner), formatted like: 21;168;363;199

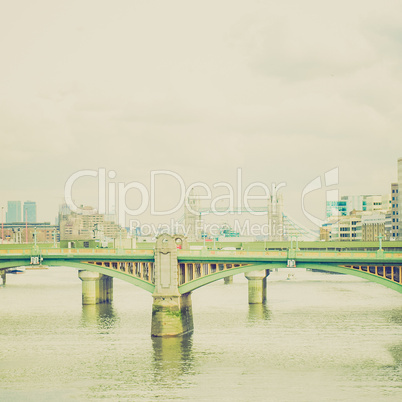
0;172;398;227
1;1;402;226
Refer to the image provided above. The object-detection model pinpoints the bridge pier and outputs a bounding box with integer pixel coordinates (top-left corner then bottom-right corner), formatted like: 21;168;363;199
1;270;6;286
151;293;193;337
78;271;113;305
245;270;269;304
224;276;233;285
151;234;193;337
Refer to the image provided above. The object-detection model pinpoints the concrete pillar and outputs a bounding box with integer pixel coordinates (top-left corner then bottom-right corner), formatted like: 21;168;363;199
78;271;113;305
151;234;193;337
224;276;233;285
104;276;113;303
1;270;6;286
245;270;269;304
78;271;102;304
151;293;193;337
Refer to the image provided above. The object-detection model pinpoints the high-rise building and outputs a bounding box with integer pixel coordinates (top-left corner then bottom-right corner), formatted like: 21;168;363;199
391;182;399;239
326;195;368;217
6;201;21;223
23;201;37;223
326;194;391;219
398;158;402;238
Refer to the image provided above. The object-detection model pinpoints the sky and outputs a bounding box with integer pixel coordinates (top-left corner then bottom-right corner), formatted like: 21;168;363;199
1;0;402;230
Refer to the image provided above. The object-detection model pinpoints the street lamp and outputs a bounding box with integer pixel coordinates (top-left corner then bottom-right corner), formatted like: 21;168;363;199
202;232;206;248
377;233;383;251
34;227;37;247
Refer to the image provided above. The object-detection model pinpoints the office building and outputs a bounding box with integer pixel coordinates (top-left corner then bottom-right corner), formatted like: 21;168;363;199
1;222;59;243
23;201;37;223
361;213;386;242
59;205;127;241
6;201;21;223
326;195;368;217
391;182;399;239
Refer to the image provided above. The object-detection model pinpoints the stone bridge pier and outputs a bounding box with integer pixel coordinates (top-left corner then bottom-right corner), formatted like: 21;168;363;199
245;269;269;304
151;234;194;337
78;271;113;304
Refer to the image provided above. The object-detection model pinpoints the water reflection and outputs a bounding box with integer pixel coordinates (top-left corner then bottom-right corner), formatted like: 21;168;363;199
152;334;194;385
80;303;118;331
388;343;402;366
248;303;271;322
388;307;402;325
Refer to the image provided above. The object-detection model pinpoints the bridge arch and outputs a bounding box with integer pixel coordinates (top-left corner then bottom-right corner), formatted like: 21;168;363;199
179;262;402;294
0;261;33;271
179;263;275;293
297;263;402;294
38;260;155;294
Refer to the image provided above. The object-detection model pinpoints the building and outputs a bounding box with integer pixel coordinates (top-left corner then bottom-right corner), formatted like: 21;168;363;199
399;157;402;238
361;213;386;242
1;222;59;243
6;201;21;223
384;211;393;240
391;182;399;240
326;195;367;217
320;225;331;241
23;201;37;223
326;194;391;219
365;194;391;212
59;206;127;242
330;212;362;241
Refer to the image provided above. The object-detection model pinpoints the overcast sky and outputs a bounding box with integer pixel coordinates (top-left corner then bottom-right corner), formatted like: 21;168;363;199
1;0;402;228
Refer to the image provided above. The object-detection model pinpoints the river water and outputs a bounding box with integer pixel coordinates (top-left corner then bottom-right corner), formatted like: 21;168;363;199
0;267;401;401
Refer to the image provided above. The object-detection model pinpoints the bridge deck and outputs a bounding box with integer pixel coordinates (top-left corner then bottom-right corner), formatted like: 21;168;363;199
0;247;401;293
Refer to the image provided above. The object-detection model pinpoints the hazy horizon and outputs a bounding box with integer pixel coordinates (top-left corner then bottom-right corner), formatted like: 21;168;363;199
1;0;402;229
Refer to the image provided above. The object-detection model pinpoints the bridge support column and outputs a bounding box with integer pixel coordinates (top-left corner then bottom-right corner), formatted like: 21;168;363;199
224;276;233;285
151;234;193;337
151;293;193;337
245;270;269;304
1;270;6;286
104;276;113;303
78;271;113;305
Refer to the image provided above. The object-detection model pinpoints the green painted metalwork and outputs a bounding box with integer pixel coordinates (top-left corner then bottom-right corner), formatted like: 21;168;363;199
43;260;155;293
297;263;402;294
0;246;401;294
0;260;31;270
179;263;271;293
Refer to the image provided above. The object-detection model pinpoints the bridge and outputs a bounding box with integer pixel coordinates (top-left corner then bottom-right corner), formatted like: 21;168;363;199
1;234;401;337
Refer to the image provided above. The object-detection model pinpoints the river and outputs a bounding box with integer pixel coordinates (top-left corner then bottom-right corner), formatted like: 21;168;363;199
0;267;401;401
